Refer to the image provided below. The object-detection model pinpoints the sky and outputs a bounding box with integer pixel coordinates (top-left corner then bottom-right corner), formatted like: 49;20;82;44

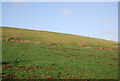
2;2;118;41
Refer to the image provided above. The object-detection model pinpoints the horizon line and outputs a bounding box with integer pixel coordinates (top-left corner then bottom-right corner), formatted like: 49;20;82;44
1;26;118;42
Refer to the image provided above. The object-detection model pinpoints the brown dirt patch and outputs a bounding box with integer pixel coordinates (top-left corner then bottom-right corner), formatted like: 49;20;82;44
1;38;63;46
2;74;18;79
82;46;118;51
2;65;12;69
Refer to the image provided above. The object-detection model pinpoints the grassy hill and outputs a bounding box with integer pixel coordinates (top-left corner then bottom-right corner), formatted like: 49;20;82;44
1;27;118;49
1;27;119;79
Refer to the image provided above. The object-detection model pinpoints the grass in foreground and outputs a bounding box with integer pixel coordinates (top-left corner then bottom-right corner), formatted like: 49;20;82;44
2;41;118;79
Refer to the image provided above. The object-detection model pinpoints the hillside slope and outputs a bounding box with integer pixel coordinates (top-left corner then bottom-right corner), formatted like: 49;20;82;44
1;27;118;79
1;27;118;49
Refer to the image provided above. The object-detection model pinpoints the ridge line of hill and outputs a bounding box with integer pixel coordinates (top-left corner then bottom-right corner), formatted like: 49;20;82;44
1;27;118;49
1;26;118;42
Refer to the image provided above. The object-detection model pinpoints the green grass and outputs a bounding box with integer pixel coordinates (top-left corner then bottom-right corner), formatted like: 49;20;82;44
2;27;118;79
2;27;118;49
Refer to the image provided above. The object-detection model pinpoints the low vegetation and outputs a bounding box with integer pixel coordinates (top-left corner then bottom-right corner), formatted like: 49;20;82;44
1;27;119;79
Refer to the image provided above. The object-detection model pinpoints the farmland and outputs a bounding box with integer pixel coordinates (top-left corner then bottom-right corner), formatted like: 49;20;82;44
1;27;119;79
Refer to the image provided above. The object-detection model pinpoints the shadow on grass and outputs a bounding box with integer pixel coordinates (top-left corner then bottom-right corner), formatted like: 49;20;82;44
0;62;9;65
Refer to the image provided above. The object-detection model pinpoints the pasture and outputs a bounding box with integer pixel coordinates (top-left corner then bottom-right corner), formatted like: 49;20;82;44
1;27;118;79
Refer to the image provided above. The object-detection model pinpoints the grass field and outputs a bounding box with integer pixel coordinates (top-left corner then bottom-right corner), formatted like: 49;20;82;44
1;27;119;79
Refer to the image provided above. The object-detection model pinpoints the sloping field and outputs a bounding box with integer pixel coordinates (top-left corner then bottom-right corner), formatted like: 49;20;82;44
1;27;119;79
2;27;118;49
